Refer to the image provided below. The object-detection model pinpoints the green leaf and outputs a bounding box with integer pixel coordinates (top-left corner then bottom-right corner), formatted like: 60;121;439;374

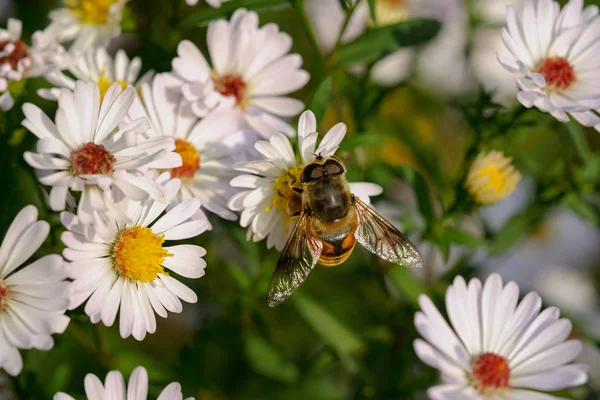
292;292;364;357
243;332;299;383
368;0;377;24
182;0;292;28
333;18;440;68
385;266;427;308
306;76;332;125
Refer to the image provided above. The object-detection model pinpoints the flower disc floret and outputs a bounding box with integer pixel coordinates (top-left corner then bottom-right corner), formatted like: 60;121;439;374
267;164;304;214
112;226;171;283
466;150;520;205
537;57;576;91
213;74;247;105
170;139;200;179
70;142;116;176
472;353;510;395
0;282;7;310
97;71;127;99
67;0;120;24
0;40;28;69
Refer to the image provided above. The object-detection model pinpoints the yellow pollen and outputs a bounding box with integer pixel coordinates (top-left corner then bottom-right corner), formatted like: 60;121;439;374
465;150;521;206
66;0;120;25
112;226;171;283
97;71;127;100
170;139;200;179
266;164;304;233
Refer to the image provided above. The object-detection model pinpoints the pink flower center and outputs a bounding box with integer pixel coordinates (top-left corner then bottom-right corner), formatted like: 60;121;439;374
537;57;575;90
472;353;510;395
0;284;7;310
0;40;29;70
70;142;116;176
214;74;247;105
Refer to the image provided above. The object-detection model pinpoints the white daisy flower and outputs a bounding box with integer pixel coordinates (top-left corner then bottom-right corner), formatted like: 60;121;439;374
39;47;153;101
0;18;65;110
54;365;193;400
414;273;588;399
169;8;309;139
45;0;127;52
498;0;600;131
23;80;179;223
62;173;208;341
228;110;383;251
127;73;242;224
0;205;71;376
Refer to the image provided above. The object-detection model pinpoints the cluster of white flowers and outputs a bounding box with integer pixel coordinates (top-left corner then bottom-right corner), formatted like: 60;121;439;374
0;0;598;398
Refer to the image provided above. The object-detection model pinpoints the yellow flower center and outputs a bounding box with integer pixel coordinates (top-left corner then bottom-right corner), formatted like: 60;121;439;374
266;164;304;233
466;151;521;206
97;71;127;100
372;0;409;27
112;226;171;283
476;166;505;192
170;139;200;179
66;0;120;25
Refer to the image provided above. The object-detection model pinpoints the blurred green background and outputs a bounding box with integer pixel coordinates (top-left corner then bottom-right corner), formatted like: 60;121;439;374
1;0;600;399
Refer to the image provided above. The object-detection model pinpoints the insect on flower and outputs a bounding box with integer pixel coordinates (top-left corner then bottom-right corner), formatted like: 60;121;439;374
267;155;422;307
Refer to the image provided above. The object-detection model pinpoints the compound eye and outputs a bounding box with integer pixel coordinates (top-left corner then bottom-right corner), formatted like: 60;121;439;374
301;164;324;183
324;159;344;175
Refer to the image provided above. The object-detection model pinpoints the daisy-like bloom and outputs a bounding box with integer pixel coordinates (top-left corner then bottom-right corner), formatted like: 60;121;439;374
414;273;588;399
54;365;193;400
45;0;127;52
169;8;309;138
466;150;521;206
23;80;180;223
127;73;241;224
0;205;71;376
0;18;64;110
228;110;383;251
498;0;600;131
39;47;153;101
62;173;208;340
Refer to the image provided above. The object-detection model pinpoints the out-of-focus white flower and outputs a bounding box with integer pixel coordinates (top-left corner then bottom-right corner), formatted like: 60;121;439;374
39;47;153;100
415;273;588;399
228;110;382;251
62;173;208;341
0;206;71;376
22;80;180;223
127;73;242;224
498;0;600;131
54;365;193;400
0;19;65;110
482;208;600;290
45;0;127;52
304;0;471;93
169;8;309;139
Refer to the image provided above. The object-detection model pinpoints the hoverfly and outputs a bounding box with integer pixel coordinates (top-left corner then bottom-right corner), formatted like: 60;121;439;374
267;155;422;307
